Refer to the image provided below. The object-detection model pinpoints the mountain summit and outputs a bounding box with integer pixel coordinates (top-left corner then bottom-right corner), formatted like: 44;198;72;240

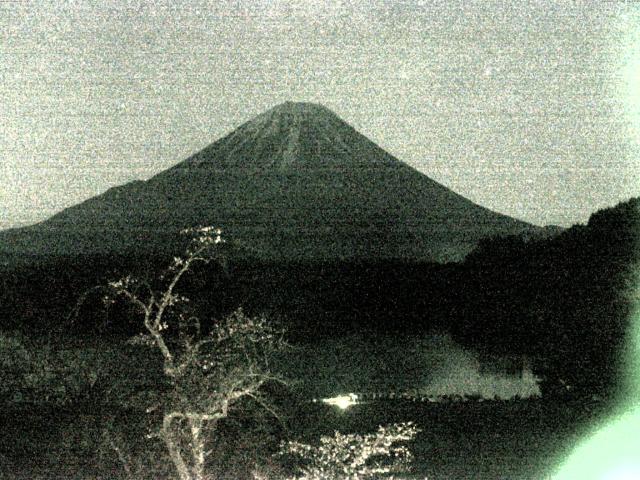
170;101;398;171
1;102;539;263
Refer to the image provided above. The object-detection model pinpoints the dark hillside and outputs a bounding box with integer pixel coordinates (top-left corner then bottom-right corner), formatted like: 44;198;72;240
1;198;637;397
450;197;640;394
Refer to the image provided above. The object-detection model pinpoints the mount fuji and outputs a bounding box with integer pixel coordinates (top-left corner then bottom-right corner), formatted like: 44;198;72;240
0;102;540;264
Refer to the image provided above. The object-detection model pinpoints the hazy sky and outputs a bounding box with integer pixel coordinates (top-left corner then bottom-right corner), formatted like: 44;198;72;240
1;0;639;228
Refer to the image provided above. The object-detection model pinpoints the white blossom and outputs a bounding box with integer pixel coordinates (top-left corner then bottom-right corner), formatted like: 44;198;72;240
280;422;420;480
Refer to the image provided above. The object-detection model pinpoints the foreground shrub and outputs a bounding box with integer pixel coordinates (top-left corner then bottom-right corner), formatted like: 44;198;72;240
277;422;420;480
0;331;100;405
0;332;32;403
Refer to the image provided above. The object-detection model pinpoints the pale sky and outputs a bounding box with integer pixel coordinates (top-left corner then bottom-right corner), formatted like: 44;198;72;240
1;0;639;229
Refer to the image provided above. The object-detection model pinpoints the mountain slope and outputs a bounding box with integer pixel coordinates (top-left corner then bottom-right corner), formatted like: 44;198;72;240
0;102;539;264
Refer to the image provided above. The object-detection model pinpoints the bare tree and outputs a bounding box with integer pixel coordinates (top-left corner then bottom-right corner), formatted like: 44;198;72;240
105;227;286;480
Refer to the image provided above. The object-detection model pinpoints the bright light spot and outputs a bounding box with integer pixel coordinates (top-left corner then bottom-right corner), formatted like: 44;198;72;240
603;464;640;480
551;406;640;479
550;260;640;479
321;393;358;410
552;275;640;480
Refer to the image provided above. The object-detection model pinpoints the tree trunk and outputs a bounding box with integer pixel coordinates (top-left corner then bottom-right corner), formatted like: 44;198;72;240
163;413;192;480
190;417;207;480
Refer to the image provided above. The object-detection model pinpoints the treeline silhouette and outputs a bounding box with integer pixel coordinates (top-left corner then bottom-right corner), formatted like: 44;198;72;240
453;197;639;393
1;198;637;394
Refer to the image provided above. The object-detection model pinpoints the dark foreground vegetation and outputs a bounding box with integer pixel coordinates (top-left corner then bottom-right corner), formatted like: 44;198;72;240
1;391;612;479
2;198;638;391
0;197;638;478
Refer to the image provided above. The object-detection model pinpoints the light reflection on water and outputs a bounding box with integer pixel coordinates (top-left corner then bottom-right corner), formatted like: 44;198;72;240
315;393;359;410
